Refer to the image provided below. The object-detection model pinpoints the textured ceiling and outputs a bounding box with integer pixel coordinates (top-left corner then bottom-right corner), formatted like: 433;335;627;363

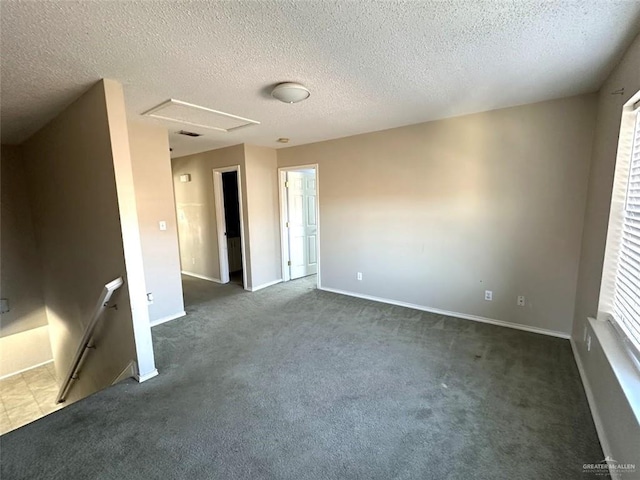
1;1;639;158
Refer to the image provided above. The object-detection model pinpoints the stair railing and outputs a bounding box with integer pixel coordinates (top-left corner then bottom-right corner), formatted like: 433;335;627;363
56;277;124;404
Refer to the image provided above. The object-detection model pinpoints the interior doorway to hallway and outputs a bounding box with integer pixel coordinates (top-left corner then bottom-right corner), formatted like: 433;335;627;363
212;166;247;288
279;165;320;286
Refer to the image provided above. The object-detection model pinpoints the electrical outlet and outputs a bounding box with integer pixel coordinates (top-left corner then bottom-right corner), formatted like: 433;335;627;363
484;290;493;301
159;221;167;231
517;295;525;306
147;293;154;304
192;257;196;265
0;298;9;314
587;335;592;352
357;272;363;281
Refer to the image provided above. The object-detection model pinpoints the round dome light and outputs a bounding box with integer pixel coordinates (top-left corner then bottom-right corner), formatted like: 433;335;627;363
271;82;310;104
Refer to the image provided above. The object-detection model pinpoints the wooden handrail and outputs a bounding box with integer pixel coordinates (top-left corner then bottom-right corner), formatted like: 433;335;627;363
56;277;124;403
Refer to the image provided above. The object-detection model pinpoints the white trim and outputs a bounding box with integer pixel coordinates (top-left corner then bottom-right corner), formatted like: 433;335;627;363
589;317;640;423
278;164;321;289
182;270;280;293
570;337;613;472
181;270;223;283
213;169;230;284
319;286;571;339
212;165;248;289
141;98;260;133
249;279;283;292
278;169;291;282
135;368;159;383
0;359;54;381
150;310;187;327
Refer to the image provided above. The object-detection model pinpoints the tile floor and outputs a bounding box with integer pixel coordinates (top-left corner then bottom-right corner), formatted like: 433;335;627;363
0;363;63;435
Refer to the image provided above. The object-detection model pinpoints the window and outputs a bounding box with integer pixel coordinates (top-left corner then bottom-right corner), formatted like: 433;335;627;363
614;110;640;354
599;95;640;364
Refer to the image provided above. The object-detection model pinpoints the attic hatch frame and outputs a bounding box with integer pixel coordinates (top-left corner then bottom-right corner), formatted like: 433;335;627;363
141;99;260;133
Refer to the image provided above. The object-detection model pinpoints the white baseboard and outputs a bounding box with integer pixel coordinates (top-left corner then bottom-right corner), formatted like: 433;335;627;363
319;286;571;339
135;368;159;383
570;338;616;478
181;271;223;283
249;279;283;292
0;359;54;381
150;310;186;327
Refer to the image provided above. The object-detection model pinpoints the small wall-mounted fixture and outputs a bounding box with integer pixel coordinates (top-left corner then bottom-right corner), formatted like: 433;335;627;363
277;138;290;144
179;174;191;183
271;82;310;104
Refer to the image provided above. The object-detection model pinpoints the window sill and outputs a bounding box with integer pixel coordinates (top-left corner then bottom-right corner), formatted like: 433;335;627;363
588;317;640;426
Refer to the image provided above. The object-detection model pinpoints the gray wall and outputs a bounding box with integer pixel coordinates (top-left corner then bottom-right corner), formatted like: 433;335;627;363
21;80;149;402
278;94;598;336
0;145;52;376
129;120;185;324
572;33;640;467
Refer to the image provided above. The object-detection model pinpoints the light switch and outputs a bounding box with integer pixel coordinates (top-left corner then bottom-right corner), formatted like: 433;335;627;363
159;221;167;231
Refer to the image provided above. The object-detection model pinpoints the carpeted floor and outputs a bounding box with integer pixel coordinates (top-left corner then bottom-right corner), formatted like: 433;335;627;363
1;275;602;479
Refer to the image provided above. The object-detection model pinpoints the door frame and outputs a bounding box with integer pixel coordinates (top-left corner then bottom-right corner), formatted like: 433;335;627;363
212;165;248;289
278;164;321;287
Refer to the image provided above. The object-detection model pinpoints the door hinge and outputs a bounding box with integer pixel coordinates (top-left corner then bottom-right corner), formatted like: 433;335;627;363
285;181;290;188
287;260;291;266
285;222;290;228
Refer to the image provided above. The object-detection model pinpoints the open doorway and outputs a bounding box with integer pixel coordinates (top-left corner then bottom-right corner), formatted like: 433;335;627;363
212;166;247;288
279;165;320;287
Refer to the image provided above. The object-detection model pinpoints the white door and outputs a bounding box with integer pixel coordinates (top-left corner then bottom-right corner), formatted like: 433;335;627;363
287;171;318;279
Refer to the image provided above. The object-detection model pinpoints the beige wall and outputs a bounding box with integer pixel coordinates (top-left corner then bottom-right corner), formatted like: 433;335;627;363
0;145;52;376
278;94;597;336
172;144;282;291
1;145;47;336
128;120;185;324
172;144;247;283
0;326;52;378
21;79;151;402
244;145;281;289
572;34;640;466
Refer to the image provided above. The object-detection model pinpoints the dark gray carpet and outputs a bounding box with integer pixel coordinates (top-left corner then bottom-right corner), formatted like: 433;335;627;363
1;275;602;479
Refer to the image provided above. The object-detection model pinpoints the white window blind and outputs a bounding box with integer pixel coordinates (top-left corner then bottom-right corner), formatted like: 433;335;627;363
613;109;640;356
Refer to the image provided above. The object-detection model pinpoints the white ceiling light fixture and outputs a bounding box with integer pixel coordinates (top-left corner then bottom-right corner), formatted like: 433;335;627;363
271;82;310;104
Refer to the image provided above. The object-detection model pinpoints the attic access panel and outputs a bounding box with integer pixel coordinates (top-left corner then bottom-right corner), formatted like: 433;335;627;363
142;99;260;133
